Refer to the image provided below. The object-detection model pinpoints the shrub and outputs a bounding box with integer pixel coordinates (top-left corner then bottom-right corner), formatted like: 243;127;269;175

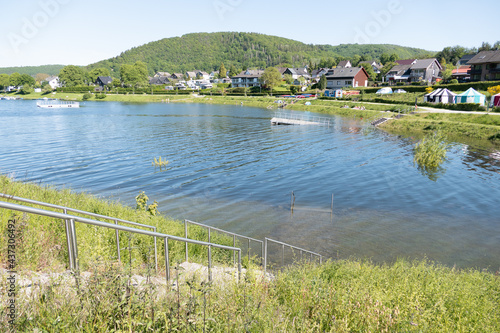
450;79;459;84
94;93;106;99
229;87;247;94
414;130;450;181
82;93;92;100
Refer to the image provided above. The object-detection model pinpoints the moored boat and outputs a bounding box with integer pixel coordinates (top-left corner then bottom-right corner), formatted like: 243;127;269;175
37;100;80;108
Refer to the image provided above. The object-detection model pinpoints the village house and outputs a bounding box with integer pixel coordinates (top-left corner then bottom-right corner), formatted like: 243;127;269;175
385;64;413;83
386;58;441;84
231;69;264;88
94;76;113;91
311;68;329;80
467;50;500;81
149;76;171;85
96;76;113;87
458;54;475;66
359;61;383;74
395;59;417;66
196;71;210;80
283;67;309;80
451;66;471;82
325;67;369;89
45;76;61;89
154;72;170;78
185;71;197;80
337;60;352;68
408;59;442;83
170;73;184;80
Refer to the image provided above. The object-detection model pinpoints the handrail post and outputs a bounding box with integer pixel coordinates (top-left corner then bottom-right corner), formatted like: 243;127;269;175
114;219;121;264
208;245;212;281
184;220;188;262
282;244;285;267
238;250;241;281
264;238;268;274
164;237;170;284
69;218;79;272
247;238;250;260
153;227;158;272
261;241;264;266
63;209;74;270
233;234;236;265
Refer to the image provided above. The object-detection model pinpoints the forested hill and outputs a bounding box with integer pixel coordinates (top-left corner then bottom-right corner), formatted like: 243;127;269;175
87;32;433;75
0;65;65;76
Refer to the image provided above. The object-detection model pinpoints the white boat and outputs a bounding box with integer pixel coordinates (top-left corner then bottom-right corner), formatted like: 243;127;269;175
37;100;80;108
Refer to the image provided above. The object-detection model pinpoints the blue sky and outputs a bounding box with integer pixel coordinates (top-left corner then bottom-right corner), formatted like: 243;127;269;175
0;0;498;67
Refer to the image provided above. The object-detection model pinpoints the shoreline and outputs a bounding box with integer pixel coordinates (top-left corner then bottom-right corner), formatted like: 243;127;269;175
8;91;500;144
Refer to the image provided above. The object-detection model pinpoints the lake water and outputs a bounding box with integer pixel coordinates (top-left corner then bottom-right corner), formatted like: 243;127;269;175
1;100;499;269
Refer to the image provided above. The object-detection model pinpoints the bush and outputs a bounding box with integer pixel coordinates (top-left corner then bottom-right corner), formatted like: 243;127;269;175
450;79;459;84
95;93;107;100
414;130;449;181
82;93;92;100
229;87;247;94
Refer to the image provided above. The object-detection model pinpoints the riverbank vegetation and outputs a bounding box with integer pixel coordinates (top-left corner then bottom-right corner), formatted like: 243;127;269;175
0;175;234;272
0;176;499;332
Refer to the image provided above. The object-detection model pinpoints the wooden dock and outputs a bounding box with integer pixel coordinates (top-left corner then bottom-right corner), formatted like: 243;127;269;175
271;112;331;126
271;117;321;125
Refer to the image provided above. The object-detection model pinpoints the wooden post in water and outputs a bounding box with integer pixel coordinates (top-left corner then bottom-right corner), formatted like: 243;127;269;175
331;193;334;215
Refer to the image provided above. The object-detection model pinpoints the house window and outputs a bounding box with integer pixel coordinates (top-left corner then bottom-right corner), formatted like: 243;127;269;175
337;81;341;85
345;80;352;85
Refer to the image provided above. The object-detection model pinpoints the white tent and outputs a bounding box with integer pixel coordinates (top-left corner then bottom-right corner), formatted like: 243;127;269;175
454;88;486;106
424;88;457;104
376;87;393;94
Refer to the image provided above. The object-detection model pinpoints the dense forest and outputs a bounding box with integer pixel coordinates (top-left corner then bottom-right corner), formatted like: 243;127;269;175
86;32;433;76
0;65;65;76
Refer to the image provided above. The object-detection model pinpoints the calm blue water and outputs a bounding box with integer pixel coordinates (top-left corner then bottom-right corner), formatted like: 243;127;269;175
1;100;499;269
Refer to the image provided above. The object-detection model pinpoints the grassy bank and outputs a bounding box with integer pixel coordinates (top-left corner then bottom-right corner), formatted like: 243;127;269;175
0;175;234;272
2;257;499;332
1;176;500;331
381;112;500;142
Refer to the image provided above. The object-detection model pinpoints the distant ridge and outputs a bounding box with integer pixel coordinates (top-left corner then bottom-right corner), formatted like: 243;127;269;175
0;65;66;76
87;32;433;75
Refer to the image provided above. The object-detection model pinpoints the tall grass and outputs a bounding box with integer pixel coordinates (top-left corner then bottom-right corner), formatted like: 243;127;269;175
2;259;498;332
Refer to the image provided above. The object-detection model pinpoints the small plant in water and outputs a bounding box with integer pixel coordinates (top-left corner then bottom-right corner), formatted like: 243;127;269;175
152;156;169;169
413;130;450;180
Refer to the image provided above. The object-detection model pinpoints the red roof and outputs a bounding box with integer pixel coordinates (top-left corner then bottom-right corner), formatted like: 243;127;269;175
452;65;471;75
395;59;416;65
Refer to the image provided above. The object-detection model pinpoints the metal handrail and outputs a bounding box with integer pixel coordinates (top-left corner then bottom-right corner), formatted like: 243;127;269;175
0;193;158;271
0;200;241;283
184;219;264;265
264;237;322;274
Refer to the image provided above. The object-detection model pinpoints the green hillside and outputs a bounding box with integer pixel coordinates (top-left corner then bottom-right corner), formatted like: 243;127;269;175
87;32;434;75
0;64;65;76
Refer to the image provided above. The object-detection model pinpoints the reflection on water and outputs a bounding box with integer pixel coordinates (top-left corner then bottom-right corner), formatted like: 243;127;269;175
0;100;499;270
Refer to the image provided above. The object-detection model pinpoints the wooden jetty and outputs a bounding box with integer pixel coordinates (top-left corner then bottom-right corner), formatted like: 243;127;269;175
271;112;331;126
